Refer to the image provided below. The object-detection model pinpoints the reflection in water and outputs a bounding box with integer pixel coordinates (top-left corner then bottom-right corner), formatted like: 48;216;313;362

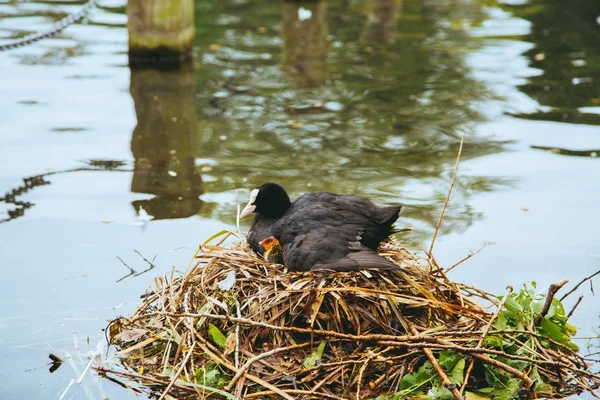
129;62;203;219
192;0;509;241
531;145;600;158
0;161;129;224
505;0;600;125
360;0;403;45
281;1;328;88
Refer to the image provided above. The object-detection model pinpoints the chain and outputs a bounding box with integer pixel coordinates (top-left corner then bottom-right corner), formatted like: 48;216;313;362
0;0;97;52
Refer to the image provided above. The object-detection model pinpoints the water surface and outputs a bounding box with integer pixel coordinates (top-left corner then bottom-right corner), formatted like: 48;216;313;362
0;0;599;398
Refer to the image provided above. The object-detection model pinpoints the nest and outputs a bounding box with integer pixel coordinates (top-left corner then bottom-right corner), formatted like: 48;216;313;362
103;232;600;399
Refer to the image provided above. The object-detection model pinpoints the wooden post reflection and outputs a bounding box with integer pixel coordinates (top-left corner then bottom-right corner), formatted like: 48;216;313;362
281;1;328;88
129;62;203;220
361;0;403;44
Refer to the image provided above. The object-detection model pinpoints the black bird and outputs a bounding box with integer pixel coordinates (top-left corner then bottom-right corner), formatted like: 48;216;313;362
240;183;402;271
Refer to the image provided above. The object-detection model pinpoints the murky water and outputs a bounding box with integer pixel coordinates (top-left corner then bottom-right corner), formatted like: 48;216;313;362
0;0;599;398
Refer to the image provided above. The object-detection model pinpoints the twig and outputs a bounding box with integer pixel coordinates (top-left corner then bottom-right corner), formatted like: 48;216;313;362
172;332;187;374
245;389;346;400
408;323;463;400
390;227;415;234
224;343;310;391
235;300;241;369
299;358;393;375
445;242;492;274
460;286;513;396
375;340;564;368
560;269;600;301
234;375;246;399
428;134;465;259
472;353;534;388
372;363;406;388
132;311;422;343
566;295;584;320
534;280;569;326
96;367;194;393
312;366;343;391
158;342;196;400
236;203;241;234
193;334;296;400
356;352;374;400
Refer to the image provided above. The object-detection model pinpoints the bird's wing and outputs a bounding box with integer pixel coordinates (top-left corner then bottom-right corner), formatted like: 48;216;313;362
312;248;398;272
272;192;402;271
282;225;397;271
275;193;402;249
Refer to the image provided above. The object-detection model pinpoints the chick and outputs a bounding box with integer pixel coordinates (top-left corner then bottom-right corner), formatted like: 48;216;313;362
259;236;284;265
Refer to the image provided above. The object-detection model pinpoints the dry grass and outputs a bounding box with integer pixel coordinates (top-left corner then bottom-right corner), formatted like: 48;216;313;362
100;232;600;399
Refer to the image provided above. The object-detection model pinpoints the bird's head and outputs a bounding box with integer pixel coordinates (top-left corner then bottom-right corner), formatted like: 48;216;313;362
240;182;291;219
260;236;280;252
259;236;283;264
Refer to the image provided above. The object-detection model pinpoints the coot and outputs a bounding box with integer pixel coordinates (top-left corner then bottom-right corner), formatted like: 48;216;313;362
241;183;402;271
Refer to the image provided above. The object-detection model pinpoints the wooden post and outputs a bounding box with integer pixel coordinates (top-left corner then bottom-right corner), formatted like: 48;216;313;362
127;0;195;64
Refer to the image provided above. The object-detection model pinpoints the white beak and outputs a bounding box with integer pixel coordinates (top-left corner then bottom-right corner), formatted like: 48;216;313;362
239;188;259;219
239;204;256;219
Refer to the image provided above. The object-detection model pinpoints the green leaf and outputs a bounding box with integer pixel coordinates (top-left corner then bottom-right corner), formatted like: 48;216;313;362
484;364;522;400
530;300;544;315
515;337;535;356
494;312;507;330
398;362;435;395
503;296;523;316
516;290;533;311
529;365;551;393
539;318;579;351
429;378;453;399
202;229;230;246
501;338;517;353
208;323;227;349
497;378;521;400
198;302;214;314
175;380;237;399
448;358;465;386
504;358;528;372
195;367;220;386
484;335;503;349
539;318;566;343
546;301;557;319
303;340;327;368
565;322;577;336
438;350;462;371
550;298;567;321
466;391;491;400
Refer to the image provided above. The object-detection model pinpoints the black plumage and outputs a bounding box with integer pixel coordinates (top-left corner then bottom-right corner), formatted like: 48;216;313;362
244;183;291;255
241;183;402;271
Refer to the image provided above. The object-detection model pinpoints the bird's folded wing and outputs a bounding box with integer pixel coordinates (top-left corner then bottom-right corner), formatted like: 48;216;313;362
311;248;398;272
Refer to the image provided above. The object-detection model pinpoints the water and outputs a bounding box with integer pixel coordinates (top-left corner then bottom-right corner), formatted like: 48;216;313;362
0;0;599;398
